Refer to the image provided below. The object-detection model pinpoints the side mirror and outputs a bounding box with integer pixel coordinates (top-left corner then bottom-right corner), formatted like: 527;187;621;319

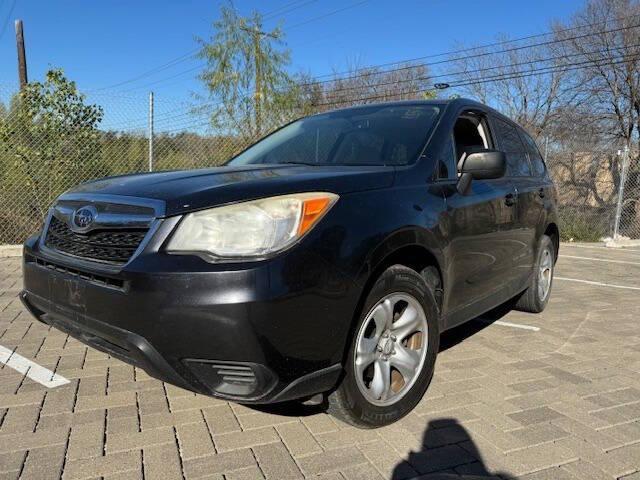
457;150;506;195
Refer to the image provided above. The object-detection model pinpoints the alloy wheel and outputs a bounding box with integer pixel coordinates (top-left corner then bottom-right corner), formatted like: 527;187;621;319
538;247;553;301
353;293;429;406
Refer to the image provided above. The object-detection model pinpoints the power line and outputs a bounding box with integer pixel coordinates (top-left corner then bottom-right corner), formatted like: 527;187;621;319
312;53;640;108
149;19;640;117
309;12;640;82
92;0;371;92
286;0;370;30
111;29;640;131
297;19;640;89
0;0;17;39
91;0;337;92
315;39;640;101
99;15;640;131
91;2;317;92
114;13;640;98
112;48;640;132
263;0;318;21
118;52;638;134
90;50;200;92
100;10;640;97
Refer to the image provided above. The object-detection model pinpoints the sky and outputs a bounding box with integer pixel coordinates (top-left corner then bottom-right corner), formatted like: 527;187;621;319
0;0;586;131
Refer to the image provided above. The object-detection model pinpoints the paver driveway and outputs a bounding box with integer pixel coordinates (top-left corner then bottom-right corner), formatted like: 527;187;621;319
1;243;640;480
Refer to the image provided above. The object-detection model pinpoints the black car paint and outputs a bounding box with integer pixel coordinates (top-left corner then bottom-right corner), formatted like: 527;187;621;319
21;98;558;403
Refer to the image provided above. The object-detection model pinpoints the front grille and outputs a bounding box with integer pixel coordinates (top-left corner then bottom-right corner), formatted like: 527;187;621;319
44;216;148;264
26;254;125;290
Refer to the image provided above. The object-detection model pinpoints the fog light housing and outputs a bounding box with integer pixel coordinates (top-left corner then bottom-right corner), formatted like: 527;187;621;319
182;360;277;400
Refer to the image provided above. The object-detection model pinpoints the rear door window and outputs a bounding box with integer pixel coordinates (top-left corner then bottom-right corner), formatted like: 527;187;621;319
520;130;546;177
493;118;531;177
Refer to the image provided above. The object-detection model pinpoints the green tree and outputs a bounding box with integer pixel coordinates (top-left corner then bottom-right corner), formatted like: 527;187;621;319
0;68;104;242
197;5;299;141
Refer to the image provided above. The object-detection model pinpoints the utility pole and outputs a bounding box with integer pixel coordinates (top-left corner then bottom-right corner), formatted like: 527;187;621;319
148;92;154;172
240;23;277;137
253;31;262;136
15;20;28;89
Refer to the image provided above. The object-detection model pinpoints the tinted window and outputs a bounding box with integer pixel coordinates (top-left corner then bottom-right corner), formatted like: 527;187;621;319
493;118;531;177
436;135;456;180
520;131;546;177
228;105;441;167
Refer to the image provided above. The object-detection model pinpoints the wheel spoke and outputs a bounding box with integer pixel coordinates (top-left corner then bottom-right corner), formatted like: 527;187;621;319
357;336;377;356
355;351;376;378
390;344;420;381
370;359;391;401
391;304;421;340
370;299;393;331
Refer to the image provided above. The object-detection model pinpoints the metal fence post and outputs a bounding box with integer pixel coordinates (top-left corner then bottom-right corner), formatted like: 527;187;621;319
544;136;549;160
613;145;630;240
148;91;154;172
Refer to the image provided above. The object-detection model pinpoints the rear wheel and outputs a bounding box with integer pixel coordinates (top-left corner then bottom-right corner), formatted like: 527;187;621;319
514;235;555;313
328;265;439;428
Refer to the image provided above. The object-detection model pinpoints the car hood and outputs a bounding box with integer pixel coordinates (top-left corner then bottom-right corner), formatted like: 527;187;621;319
68;164;395;216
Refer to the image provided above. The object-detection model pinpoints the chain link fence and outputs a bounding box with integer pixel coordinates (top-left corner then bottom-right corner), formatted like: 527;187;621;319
545;148;640;242
1;82;639;245
0;84;267;244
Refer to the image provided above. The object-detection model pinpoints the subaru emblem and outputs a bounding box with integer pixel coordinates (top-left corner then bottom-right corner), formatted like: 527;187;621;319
72;205;97;232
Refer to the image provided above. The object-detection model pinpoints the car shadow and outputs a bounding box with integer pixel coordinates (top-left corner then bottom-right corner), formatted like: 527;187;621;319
391;418;516;479
439;299;515;352
246;399;327;417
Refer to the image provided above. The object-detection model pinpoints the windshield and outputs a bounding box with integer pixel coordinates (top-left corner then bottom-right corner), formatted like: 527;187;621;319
228;104;441;167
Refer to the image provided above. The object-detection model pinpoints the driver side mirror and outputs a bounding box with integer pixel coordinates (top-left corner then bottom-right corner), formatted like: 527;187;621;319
457;150;506;195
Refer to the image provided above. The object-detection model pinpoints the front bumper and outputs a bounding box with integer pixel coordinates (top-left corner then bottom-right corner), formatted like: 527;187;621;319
21;232;358;403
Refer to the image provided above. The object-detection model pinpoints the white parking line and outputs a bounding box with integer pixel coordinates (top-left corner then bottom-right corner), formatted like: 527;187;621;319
561;243;613;250
555;276;640;291
562;244;640;257
0;345;70;388
561;255;640;266
494;320;541;331
479;319;540;331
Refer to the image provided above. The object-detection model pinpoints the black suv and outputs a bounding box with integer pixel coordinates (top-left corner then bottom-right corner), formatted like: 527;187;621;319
21;99;558;428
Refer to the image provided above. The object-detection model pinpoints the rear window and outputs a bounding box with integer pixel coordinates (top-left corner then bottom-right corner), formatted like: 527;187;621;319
228;105;442;167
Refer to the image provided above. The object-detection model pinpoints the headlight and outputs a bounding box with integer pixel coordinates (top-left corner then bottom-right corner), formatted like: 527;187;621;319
166;192;338;260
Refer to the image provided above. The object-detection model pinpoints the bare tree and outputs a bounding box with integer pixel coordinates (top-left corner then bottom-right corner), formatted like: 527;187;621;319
553;0;640;152
553;0;640;235
445;36;569;139
309;61;435;111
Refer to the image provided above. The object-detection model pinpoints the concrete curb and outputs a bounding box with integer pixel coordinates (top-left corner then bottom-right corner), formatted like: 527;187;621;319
0;245;22;258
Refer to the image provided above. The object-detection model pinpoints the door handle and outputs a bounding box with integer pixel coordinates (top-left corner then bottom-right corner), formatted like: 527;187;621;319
538;188;545;198
505;193;516;206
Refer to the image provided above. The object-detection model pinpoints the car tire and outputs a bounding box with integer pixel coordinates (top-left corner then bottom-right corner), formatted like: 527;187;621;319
514;235;555;313
327;265;440;428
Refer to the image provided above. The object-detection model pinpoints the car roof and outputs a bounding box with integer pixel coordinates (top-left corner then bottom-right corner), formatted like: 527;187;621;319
316;98;502;118
308;98;527;134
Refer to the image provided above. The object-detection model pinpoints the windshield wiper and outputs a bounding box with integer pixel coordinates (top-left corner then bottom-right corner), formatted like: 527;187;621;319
278;161;319;166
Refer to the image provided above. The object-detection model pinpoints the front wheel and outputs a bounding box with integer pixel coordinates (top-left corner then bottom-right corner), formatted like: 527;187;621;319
328;265;439;428
514;235;555;313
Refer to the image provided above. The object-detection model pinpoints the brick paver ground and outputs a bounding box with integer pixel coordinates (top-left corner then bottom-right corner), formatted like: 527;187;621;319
1;243;640;479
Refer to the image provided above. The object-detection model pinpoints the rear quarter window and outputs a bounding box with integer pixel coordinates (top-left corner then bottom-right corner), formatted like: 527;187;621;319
493;118;531;177
520;131;546;177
